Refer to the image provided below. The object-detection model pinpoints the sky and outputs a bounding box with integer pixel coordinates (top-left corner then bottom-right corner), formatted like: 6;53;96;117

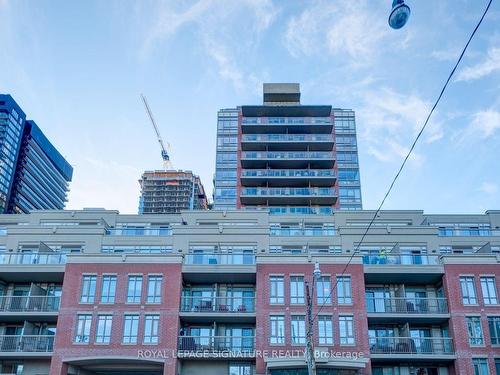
0;0;499;214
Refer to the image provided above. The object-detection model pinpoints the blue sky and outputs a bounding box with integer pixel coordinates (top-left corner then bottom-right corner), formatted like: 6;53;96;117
1;0;499;214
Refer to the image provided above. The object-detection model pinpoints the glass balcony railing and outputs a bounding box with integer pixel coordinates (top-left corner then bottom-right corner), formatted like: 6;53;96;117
437;228;500;237
0;296;60;312
362;254;440;266
241;169;336;178
0;335;54;352
241;151;334;159
184;253;256;265
267;206;333;215
270;227;335;236
181;296;255;313
241;134;333;142
241;117;332;125
0;253;67;265
105;228;172;236
369;336;454;355
241;187;337;196
178;336;255;352
366;297;448;314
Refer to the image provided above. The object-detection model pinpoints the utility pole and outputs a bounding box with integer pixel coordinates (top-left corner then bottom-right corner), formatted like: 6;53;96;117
305;262;321;375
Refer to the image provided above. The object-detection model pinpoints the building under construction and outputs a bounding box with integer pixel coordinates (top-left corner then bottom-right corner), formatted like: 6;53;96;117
138;170;208;214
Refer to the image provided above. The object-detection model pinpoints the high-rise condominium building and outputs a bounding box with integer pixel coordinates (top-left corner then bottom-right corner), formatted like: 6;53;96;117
0;94;73;213
138;170;208;214
0;209;499;375
214;83;362;214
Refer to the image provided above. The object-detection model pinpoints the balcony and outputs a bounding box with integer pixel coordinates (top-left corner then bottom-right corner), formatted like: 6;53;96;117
240;187;337;205
366;297;449;323
180;296;256;323
105;227;172;236
363;254;444;284
270;227;335;236
241;134;334;151
241;116;333;133
0;295;60;313
0;253;67;265
0;254;66;283
240;169;336;187
183;254;256;284
241;151;334;169
177;335;255;357
369;336;454;360
0;335;54;354
267;206;333;215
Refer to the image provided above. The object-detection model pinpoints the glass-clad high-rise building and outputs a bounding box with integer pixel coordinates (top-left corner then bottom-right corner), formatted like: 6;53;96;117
213;83;362;213
0;94;73;213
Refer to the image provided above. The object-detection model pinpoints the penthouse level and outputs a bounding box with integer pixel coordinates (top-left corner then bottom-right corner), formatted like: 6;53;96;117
0;209;499;375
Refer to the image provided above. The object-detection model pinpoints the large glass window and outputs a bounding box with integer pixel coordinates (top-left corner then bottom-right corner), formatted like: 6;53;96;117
291;316;306;344
473;358;490;375
95;315;112;344
317;276;331;304
318;316;333;345
80;275;97;303
127;275;143;303
270;315;285;344
480;277;498;305
143;314;160;344
270;276;284;304
467;317;484;346
460;276;478;305
229;363;252;375
123;315;139;344
290;276;305;304
101;275;117;303
74;314;92;343
147;275;163;304
488;316;500;345
337;276;352;304
339;316;355;345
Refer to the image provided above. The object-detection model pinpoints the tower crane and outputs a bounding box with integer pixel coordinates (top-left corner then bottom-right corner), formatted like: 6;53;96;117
140;94;172;170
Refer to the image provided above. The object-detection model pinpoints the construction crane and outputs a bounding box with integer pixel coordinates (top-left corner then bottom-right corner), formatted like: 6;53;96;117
140;94;172;169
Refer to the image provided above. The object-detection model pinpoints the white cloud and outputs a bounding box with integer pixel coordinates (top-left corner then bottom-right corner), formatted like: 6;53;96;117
469;110;500;138
285;0;389;64
141;0;278;92
479;182;498;195
456;47;500;82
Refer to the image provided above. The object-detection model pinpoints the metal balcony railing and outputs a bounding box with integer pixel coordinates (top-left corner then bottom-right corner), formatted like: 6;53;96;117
267;206;333;215
105;228;172;236
270;227;335;236
0;253;67;265
241;169;336;178
184;253;256;265
0;335;54;352
241;151;334;160
362;254;440;266
369;336;454;355
366;297;448;314
178;336;255;352
0;295;60;312
180;296;255;313
241;187;337;197
241;117;332;125
241;134;333;142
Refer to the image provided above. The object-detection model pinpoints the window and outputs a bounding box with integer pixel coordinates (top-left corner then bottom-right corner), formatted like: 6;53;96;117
80;275;97;303
339;316;355;345
147;275;163;304
473;358;490;375
127;275;143;303
270;316;285;344
101;275;117;303
123;315;139;344
495;359;500;375
290;276;305;304
270;276;284;304
74;314;92;343
317;276;331;304
291;316;306;344
481;277;498;305
488;316;500;345
460;276;478;305
95;315;112;344
143;314;160;344
467;317;484;346
318;316;333;345
229;363;252;375
337;276;352;304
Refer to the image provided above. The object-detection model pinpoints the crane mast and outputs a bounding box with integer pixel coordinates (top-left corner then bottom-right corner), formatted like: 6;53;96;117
140;94;172;169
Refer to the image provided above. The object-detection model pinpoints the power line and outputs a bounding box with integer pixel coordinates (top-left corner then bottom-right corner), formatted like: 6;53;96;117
311;0;494;323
